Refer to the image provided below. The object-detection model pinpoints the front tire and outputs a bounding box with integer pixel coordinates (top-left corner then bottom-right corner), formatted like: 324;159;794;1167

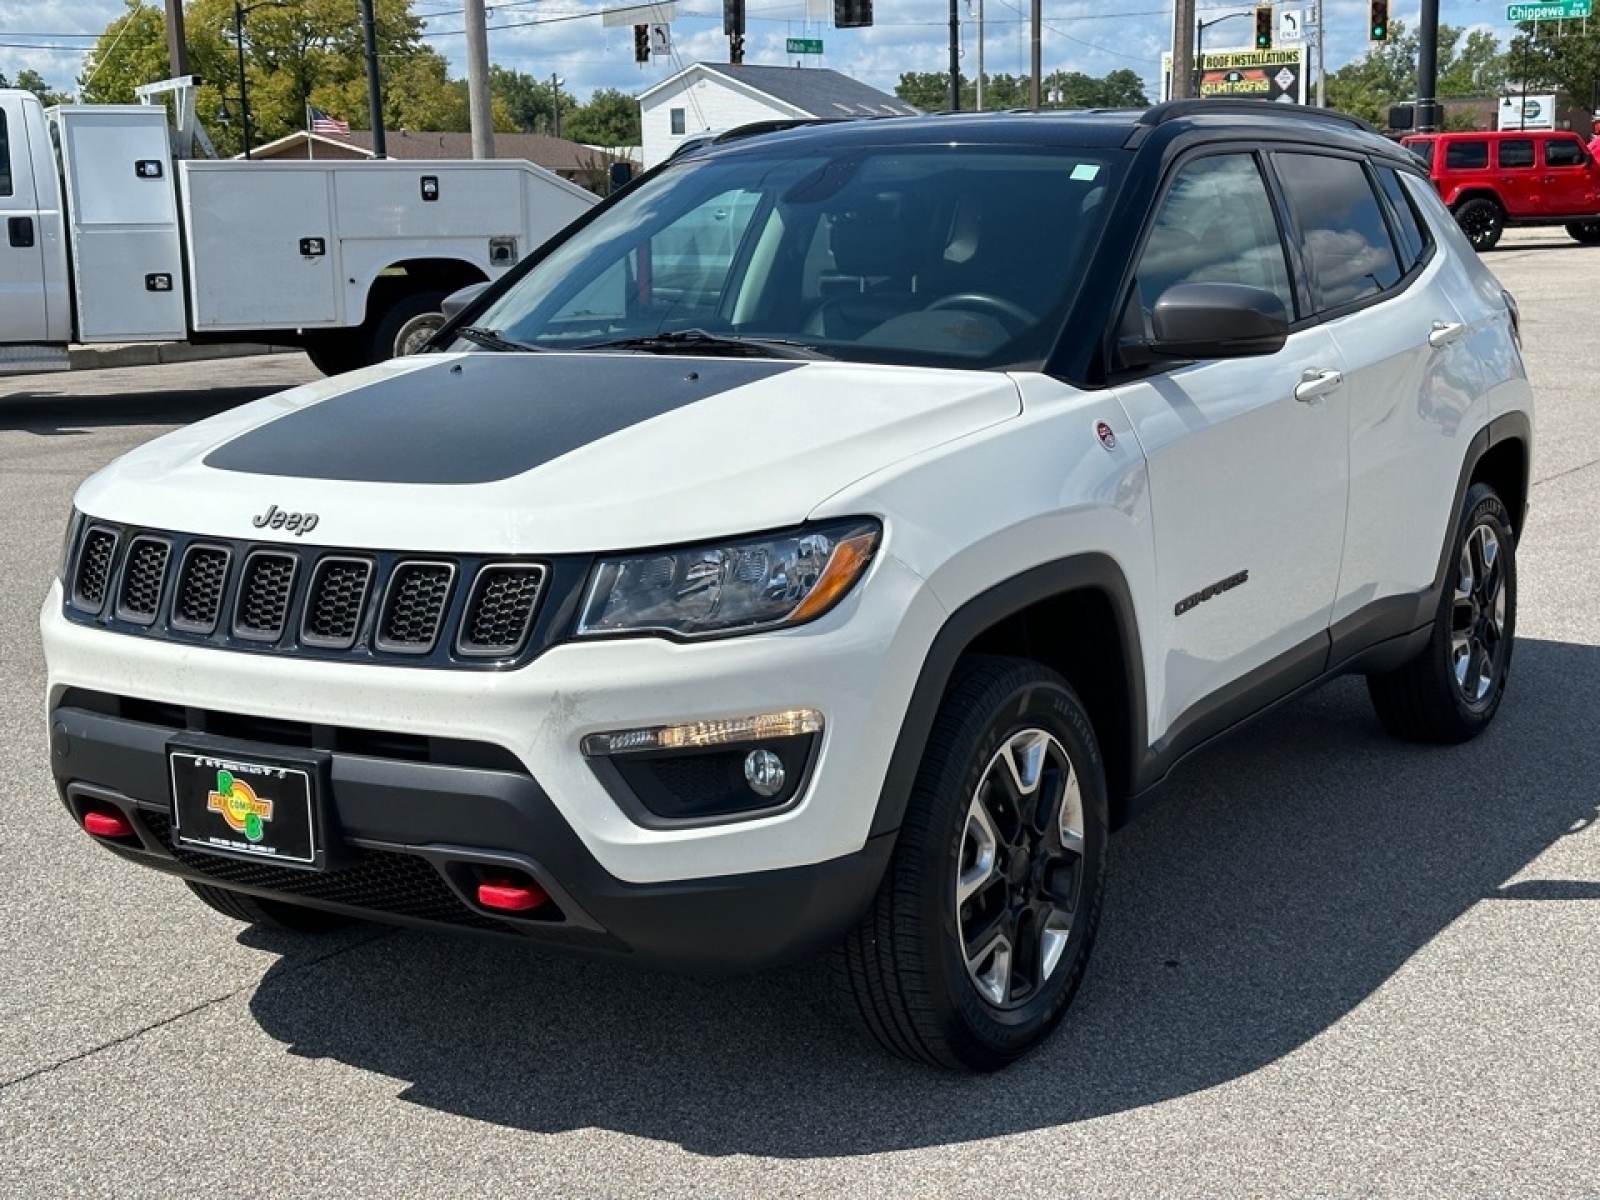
834;656;1108;1071
1454;198;1505;251
1566;220;1600;244
1366;482;1516;743
184;881;355;933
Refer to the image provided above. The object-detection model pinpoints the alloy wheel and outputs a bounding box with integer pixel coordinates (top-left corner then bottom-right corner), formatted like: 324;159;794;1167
1452;522;1507;707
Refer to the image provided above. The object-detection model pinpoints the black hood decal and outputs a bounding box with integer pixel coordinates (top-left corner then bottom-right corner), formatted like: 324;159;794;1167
203;354;803;485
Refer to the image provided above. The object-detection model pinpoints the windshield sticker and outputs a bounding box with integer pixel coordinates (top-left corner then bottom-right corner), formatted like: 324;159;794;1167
1071;164;1101;182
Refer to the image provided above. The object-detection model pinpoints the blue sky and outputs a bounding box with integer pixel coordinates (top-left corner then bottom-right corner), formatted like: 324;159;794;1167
1;0;1518;109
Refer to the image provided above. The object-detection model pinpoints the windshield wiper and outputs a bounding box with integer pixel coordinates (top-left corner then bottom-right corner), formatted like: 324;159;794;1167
454;325;545;353
571;329;832;360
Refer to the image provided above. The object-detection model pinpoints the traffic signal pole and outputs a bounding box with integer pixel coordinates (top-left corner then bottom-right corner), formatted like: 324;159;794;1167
1416;0;1441;130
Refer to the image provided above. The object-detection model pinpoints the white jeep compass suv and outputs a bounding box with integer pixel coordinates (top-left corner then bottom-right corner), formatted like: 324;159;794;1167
42;101;1533;1071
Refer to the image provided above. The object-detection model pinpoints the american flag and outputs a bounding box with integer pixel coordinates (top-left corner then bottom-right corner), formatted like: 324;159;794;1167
307;105;351;137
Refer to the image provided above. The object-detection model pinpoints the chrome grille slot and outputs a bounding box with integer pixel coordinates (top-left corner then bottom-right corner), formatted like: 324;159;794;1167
302;557;373;649
376;562;455;654
72;527;118;613
233;550;299;642
458;565;546;657
115;536;171;625
171;545;230;633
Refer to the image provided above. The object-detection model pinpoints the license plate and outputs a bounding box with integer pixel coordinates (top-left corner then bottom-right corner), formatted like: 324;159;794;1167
169;745;326;870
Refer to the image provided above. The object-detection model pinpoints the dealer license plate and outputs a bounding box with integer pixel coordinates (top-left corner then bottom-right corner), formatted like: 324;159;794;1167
169;747;324;869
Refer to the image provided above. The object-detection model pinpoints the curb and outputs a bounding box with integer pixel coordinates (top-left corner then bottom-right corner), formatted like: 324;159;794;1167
67;342;302;371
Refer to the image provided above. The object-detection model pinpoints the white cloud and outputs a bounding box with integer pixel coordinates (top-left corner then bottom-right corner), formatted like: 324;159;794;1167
1;0;1536;108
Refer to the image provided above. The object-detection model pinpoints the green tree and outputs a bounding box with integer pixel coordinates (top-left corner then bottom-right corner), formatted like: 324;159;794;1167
896;68;1147;112
487;65;577;135
79;0;470;156
1510;20;1600;114
13;69;72;106
1325;22;1510;127
564;88;640;146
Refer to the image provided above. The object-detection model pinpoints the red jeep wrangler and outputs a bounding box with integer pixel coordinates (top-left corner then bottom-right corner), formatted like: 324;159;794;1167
1402;129;1600;250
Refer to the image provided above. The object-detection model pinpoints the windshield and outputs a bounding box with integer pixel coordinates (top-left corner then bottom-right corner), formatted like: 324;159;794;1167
464;141;1125;369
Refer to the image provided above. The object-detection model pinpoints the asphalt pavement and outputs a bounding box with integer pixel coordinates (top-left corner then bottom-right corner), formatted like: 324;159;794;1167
1;233;1598;1196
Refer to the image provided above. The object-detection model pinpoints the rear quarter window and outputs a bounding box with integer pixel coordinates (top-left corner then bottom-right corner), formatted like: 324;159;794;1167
1375;166;1431;270
1444;141;1489;170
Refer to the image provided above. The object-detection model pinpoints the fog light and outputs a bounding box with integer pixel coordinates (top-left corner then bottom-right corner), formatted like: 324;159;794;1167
743;748;786;797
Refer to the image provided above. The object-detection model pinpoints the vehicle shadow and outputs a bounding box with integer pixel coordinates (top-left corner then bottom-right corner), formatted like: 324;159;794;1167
244;636;1600;1157
0;386;289;435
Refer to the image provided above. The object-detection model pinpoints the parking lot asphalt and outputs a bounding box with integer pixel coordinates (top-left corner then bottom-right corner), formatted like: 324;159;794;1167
2;228;1598;1196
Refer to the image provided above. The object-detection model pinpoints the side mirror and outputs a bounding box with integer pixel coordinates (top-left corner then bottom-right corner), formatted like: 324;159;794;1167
1149;282;1288;358
441;282;491;323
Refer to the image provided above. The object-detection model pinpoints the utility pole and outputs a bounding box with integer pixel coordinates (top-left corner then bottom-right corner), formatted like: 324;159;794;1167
464;0;495;158
164;0;189;78
1171;0;1196;99
359;0;387;158
976;0;985;110
551;74;562;139
1030;0;1041;107
948;0;961;110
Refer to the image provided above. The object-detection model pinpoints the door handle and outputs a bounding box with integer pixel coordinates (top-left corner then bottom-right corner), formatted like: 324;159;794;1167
1428;320;1466;349
1294;368;1342;404
7;216;34;248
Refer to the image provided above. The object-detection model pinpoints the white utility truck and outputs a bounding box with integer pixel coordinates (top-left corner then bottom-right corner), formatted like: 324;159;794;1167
0;89;598;376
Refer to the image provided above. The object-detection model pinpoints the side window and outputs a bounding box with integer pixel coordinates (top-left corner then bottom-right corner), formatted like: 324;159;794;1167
1134;153;1293;317
1376;166;1431;270
1444;140;1489;170
669;108;686;136
1274;152;1401;312
0;109;12;198
1498;139;1535;169
1545;137;1586;167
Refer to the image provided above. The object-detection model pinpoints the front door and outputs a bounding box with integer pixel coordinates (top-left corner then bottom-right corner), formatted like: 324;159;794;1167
0;97;50;343
1111;151;1349;740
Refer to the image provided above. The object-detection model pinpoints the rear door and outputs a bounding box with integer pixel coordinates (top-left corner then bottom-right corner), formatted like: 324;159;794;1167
0;96;50;343
1539;134;1600;216
1110;150;1349;736
1492;136;1539;217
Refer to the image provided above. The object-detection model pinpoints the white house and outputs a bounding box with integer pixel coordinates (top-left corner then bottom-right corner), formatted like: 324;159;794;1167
636;63;919;169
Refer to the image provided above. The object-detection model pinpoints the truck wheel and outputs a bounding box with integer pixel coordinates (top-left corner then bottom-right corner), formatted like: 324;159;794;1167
302;331;369;377
184;880;354;933
1453;198;1505;251
1366;482;1516;744
833;656;1108;1071
1565;220;1600;244
370;290;449;363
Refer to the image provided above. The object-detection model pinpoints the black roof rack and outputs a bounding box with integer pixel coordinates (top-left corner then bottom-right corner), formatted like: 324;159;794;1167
1139;99;1378;134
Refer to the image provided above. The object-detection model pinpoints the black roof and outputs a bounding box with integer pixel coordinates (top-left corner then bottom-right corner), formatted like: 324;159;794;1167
700;64;920;120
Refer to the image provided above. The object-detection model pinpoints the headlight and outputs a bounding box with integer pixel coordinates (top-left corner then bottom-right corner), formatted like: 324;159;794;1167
57;508;83;584
575;519;880;639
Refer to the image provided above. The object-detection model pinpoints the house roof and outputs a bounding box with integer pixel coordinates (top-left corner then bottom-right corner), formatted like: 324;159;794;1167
638;63;918;120
244;129;626;173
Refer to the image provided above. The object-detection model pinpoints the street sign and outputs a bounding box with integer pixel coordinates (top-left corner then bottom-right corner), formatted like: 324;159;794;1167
651;23;672;55
786;37;824;53
1279;9;1304;42
1506;0;1591;19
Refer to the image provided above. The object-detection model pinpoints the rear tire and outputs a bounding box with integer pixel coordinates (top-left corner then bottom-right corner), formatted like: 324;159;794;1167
1565;220;1600;244
370;290;448;364
184;881;354;933
833;656;1108;1071
302;331;369;377
1453;198;1505;251
1366;483;1516;743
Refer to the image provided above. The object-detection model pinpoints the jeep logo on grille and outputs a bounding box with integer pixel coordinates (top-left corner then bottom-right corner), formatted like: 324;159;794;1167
252;504;319;536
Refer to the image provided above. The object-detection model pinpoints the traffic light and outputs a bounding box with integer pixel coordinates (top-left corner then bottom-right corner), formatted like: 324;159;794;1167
1254;5;1273;49
633;23;650;62
834;0;873;28
1369;0;1389;41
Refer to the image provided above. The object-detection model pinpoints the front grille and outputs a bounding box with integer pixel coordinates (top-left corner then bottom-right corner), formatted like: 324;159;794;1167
234;551;298;641
72;527;117;612
302;558;373;649
116;536;170;623
172;546;230;633
459;565;545;656
61;522;561;668
142;813;522;934
377;562;454;653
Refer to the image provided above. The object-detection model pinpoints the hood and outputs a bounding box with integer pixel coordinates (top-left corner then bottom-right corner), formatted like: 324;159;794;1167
75;351;1022;553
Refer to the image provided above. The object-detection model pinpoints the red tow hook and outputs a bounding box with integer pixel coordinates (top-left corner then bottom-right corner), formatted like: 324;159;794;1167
477;878;549;913
83;809;136;839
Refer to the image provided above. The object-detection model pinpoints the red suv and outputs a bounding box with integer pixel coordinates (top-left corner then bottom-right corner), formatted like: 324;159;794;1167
1402;129;1600;250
